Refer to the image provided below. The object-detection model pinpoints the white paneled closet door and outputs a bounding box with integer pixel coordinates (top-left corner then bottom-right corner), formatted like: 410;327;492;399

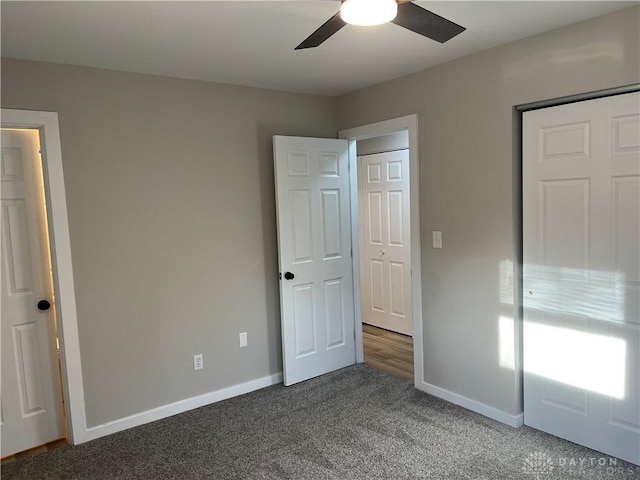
359;150;412;336
523;92;639;465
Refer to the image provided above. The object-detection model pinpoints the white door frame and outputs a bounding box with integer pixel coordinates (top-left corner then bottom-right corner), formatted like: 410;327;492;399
339;114;423;388
1;109;87;445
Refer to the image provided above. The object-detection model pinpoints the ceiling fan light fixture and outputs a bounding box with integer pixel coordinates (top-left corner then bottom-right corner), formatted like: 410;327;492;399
340;0;398;27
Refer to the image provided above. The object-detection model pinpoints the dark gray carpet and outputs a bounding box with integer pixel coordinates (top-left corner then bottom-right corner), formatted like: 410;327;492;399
2;365;639;479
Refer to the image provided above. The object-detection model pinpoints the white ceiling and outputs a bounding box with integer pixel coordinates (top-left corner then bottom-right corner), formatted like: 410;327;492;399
1;1;636;96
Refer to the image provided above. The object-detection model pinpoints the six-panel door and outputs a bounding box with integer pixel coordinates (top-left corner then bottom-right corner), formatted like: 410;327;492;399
274;136;356;386
359;150;412;336
1;129;64;457
523;92;640;465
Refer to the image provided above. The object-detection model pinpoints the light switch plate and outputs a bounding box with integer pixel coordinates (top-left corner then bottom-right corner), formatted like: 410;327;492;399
432;231;443;249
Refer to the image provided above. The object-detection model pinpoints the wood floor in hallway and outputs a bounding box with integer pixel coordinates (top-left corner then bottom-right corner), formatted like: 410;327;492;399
362;323;414;384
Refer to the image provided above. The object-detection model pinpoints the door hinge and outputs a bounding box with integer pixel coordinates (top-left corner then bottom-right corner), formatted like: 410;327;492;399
353;330;356;340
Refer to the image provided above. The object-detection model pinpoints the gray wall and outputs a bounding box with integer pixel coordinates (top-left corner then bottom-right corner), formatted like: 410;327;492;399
337;6;639;415
1;59;338;427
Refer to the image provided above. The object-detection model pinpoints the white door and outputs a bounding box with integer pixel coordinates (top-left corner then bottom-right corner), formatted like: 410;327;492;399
523;92;640;465
273;136;356;386
359;150;412;336
1;129;65;457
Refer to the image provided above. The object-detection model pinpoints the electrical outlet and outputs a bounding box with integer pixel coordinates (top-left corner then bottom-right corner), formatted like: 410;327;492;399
239;332;248;348
193;353;203;371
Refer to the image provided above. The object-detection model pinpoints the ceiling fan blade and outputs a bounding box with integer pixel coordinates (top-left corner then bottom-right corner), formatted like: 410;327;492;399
392;2;465;43
295;12;346;50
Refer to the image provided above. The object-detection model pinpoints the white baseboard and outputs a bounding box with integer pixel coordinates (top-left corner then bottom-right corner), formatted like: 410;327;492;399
418;381;524;428
81;372;283;443
79;373;522;444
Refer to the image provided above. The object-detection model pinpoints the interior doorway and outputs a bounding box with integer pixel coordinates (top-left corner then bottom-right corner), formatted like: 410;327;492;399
356;133;414;383
1;109;86;449
1;127;66;458
339;115;423;387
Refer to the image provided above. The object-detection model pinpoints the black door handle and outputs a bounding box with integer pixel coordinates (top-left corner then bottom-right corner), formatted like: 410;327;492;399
37;300;51;311
284;272;295;280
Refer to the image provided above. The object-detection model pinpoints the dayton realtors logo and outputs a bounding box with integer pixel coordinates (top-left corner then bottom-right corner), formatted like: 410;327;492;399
522;452;639;477
522;452;554;479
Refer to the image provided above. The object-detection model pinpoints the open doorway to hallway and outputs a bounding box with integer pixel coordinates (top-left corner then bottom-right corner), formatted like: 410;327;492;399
356;132;414;384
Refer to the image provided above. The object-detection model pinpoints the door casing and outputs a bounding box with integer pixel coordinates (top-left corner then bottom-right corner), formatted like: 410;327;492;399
339;114;423;388
1;109;87;445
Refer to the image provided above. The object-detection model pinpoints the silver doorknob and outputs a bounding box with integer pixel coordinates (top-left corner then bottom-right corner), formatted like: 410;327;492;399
528;290;533;295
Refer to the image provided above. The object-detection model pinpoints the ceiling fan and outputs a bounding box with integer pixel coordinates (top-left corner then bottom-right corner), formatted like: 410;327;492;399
296;0;466;50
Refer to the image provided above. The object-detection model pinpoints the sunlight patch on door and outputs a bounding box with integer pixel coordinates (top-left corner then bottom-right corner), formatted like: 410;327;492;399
523;265;626;323
501;260;627;324
524;322;626;399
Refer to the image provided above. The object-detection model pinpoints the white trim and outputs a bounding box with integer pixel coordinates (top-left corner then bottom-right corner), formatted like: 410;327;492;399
419;380;524;428
1;109;88;444
346;139;364;362
339;115;423;386
84;373;283;441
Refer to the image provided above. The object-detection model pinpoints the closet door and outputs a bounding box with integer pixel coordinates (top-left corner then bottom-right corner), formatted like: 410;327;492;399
359;150;412;336
523;92;639;465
